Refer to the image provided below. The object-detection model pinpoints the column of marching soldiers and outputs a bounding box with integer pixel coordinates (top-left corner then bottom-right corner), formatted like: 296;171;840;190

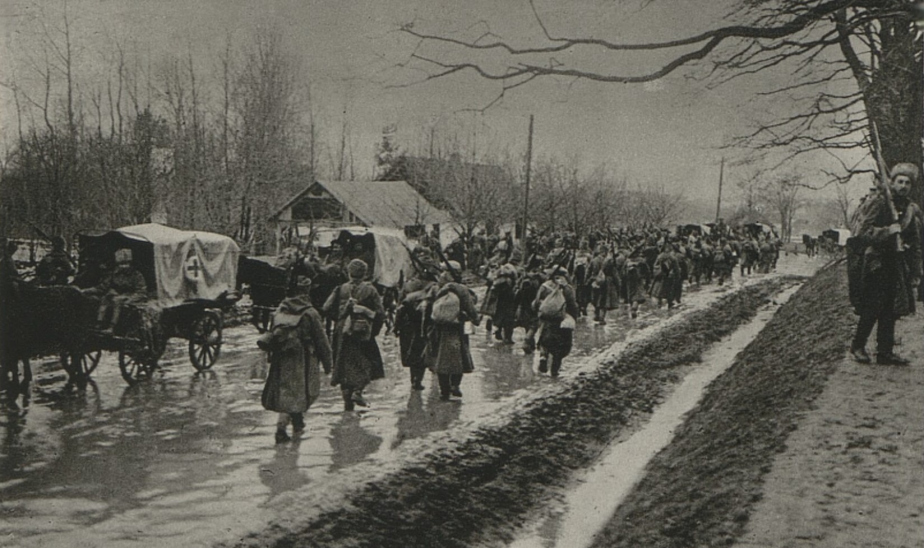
262;222;783;444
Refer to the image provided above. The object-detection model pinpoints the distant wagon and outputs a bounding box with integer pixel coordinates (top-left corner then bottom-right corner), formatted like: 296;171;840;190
821;228;851;247
744;222;775;239
679;224;712;238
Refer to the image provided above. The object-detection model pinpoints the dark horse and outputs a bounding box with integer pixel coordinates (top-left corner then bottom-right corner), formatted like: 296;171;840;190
236;253;346;334
0;279;97;395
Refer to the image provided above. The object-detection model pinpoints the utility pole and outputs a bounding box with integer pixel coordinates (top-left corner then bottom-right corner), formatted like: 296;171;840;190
715;157;725;223
523;114;534;241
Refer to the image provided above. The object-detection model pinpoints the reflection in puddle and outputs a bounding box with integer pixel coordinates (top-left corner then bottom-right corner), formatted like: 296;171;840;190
0;280;728;548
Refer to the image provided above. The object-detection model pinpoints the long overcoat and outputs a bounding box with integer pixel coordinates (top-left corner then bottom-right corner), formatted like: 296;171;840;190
323;280;386;389
588;255;619;310
533;279;580;359
848;193;922;319
651;251;681;302
425;282;480;375
261;297;332;413
395;277;435;370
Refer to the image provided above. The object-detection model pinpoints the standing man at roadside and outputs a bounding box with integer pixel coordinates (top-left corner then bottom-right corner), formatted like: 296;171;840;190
848;163;922;365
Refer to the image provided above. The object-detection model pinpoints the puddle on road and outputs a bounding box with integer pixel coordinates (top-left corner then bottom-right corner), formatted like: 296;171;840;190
0;258;818;548
0;295;645;548
508;282;804;548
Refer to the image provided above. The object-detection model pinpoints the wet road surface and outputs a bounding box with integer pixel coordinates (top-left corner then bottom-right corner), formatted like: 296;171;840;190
0;264;814;547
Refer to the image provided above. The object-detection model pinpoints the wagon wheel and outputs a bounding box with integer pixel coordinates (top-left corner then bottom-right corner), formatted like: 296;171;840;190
188;311;222;371
60;350;102;381
119;350;155;385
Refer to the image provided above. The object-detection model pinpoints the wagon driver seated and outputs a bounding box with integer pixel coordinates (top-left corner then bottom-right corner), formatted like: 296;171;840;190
86;248;149;334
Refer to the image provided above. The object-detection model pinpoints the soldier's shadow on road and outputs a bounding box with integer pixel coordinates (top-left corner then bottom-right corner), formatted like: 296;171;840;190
390;390;461;450
260;441;309;501
328;412;383;472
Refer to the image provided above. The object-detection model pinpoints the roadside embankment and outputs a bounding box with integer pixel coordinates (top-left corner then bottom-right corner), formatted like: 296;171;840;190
590;262;856;548
226;276;796;548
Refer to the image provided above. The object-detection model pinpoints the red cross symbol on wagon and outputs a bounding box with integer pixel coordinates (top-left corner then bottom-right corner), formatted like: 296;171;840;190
184;249;204;284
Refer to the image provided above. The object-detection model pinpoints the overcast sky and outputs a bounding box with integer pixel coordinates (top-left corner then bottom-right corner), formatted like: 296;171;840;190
0;0;868;214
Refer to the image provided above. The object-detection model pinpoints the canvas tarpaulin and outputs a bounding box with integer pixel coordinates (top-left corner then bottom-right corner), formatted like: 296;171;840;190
370;228;413;287
116;224;239;308
313;226;412;288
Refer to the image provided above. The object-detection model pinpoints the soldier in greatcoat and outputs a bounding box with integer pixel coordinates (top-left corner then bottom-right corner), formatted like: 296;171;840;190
848;163;922;365
259;282;332;444
395;260;437;391
323;259;386;410
425;261;481;400
533;266;579;377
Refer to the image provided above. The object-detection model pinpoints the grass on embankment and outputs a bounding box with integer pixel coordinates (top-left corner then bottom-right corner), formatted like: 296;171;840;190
591;263;854;548
228;276;795;548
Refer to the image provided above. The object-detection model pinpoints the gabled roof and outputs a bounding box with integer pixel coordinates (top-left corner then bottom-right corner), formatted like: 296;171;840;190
273;180;453;229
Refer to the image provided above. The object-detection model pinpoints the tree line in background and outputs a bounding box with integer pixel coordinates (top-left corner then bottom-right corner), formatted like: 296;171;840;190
0;5;695;254
0;8;320;252
376;125;692;243
400;0;923;206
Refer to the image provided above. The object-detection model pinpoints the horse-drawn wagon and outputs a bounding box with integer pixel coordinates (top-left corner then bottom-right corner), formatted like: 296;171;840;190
1;223;240;388
235;226;414;334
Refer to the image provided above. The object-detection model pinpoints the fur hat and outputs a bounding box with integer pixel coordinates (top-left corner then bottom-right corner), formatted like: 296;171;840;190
347;258;367;279
891;163;920;182
287;277;312;298
115;248;133;264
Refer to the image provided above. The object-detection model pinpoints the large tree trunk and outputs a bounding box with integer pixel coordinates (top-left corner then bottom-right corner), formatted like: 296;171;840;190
865;16;923;206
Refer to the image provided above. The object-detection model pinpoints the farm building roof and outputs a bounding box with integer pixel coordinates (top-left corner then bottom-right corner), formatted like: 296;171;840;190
273;180;453;230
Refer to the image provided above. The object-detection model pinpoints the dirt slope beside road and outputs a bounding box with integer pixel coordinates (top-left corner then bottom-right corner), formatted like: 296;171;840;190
225;279;791;548
735;303;923;547
590;264;879;548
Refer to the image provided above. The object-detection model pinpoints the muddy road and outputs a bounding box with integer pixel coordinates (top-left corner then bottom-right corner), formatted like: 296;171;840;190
0;257;818;548
0;286;657;547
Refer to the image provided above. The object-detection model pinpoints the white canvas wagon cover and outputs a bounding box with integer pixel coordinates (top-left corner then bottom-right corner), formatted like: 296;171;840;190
115;223;239;307
312;226;412;288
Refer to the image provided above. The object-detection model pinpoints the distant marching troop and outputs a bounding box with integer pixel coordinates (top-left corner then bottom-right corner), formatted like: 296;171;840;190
0;217;790;443
257;220;785;443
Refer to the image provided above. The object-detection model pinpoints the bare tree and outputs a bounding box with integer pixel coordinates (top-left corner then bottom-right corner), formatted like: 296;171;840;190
399;1;923;202
634;183;689;227
232;27;312;252
833;179;858;228
761;173;802;242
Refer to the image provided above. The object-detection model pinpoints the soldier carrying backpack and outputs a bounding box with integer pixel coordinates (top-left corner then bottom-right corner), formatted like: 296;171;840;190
424;260;481;400
258;281;332;444
533;266;580;377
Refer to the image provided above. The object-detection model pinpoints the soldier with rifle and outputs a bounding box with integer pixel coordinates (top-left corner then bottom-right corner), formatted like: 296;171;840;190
848;138;922;365
395;246;440;390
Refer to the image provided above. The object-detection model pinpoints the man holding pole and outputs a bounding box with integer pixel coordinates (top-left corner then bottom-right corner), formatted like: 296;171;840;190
848;163;922;365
